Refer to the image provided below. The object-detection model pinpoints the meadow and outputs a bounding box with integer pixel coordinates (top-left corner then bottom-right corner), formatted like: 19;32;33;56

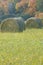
0;29;43;65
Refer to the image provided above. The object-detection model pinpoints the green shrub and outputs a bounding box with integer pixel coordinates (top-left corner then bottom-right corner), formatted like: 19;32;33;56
1;18;19;32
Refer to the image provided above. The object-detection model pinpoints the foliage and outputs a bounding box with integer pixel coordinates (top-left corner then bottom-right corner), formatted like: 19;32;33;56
8;2;16;14
0;8;4;18
0;0;43;21
0;0;36;20
36;0;43;12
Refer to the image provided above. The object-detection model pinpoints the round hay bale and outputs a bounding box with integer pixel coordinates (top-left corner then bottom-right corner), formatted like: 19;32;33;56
26;17;41;29
40;19;43;28
0;22;1;32
1;18;19;32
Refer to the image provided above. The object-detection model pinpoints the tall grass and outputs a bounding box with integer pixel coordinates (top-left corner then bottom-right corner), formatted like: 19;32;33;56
0;29;43;65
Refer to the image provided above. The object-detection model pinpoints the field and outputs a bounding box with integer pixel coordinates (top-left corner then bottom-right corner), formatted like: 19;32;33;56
0;29;43;65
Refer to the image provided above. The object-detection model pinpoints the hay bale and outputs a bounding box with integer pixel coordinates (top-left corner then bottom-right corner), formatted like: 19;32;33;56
40;19;43;28
0;22;1;32
1;18;19;32
26;17;41;28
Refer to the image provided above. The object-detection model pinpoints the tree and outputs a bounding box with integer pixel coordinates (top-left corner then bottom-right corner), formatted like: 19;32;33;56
36;0;43;12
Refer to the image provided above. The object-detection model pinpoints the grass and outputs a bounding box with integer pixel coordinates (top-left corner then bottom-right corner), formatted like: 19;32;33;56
0;29;43;65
